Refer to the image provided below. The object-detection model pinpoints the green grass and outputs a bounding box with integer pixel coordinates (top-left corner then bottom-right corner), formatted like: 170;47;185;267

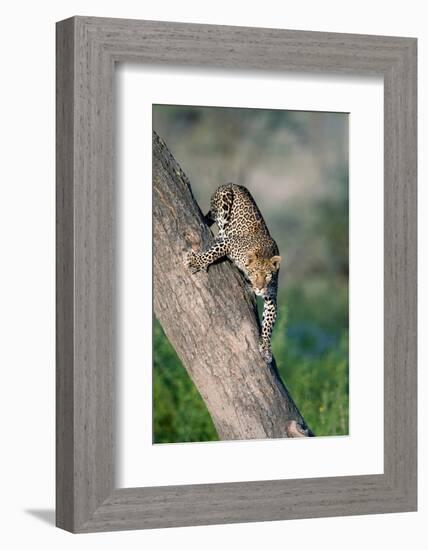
153;280;348;443
153;321;218;443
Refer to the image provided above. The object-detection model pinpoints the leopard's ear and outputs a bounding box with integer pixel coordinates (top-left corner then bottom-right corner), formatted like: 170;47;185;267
270;255;281;271
246;251;258;267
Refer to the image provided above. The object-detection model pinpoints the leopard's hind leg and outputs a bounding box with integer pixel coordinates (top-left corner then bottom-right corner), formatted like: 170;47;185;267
209;186;234;238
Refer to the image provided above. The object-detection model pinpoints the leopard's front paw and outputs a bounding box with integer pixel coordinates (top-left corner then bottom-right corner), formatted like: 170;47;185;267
259;340;273;363
185;249;203;274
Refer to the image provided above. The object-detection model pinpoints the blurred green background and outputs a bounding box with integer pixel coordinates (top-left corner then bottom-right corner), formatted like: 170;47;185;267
153;105;349;443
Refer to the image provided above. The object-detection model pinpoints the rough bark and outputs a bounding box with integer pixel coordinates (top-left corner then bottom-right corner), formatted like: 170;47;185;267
153;131;313;440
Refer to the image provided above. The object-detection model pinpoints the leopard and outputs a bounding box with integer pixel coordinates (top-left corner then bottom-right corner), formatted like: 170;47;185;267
185;182;281;363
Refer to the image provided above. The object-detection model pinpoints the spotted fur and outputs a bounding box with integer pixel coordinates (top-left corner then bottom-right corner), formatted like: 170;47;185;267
186;183;281;363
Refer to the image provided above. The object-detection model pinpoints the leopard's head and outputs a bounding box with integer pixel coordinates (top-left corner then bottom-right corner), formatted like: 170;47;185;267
245;251;281;296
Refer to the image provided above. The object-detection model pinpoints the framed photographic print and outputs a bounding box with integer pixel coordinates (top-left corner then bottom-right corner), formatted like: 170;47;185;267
56;16;417;532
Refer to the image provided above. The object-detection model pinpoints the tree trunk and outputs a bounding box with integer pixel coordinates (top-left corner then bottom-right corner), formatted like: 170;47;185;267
153;131;313;440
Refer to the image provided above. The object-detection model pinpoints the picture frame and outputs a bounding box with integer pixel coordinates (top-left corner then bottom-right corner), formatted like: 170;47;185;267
56;16;417;533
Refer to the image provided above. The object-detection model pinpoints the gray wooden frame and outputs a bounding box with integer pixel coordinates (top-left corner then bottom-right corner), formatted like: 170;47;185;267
56;16;417;533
